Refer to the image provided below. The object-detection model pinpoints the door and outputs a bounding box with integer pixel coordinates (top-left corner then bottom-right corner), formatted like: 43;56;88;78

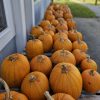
0;0;15;51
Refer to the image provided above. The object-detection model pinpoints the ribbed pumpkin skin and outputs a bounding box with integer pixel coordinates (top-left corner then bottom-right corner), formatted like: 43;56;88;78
54;10;63;18
82;69;100;93
64;13;73;19
0;53;30;88
53;38;72;51
72;40;88;52
30;55;52;75
72;49;87;64
81;58;97;71
31;26;43;38
0;91;28;100
50;19;59;27
26;39;44;59
45;14;55;21
51;50;76;65
68;30;83;42
50;63;82;99
39;20;51;28
52;93;75;100
39;34;53;52
56;23;68;31
21;71;49;100
44;30;54;37
67;19;76;29
53;32;68;42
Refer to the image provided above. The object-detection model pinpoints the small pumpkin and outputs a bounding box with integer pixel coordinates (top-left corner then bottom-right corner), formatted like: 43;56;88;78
82;69;100;93
21;71;49;100
68;30;83;42
57;18;67;24
54;10;63;18
31;26;43;38
72;39;88;52
72;49;87;64
67;19;76;30
81;55;97;71
26;36;44;59
56;23;68;32
51;49;76;65
45;14;55;22
0;53;30;88
44;91;75;100
44;30;54;37
50;19;59;27
39;33;53;52
30;55;52;75
39;20;51;28
64;13;73;19
0;78;28;100
53;37;72;51
53;32;68;42
49;63;82;99
45;10;53;16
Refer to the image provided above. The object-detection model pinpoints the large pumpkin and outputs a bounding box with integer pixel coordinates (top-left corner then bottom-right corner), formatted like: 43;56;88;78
51;49;76;65
49;63;82;99
21;71;49;100
26;38;44;59
31;26;43;38
68;30;83;42
72;49;87;64
72;39;88;52
82;69;100;93
0;53;30;88
81;55;97;71
30;55;52;75
38;33;53;52
44;91;75;100
0;78;28;100
53;37;72;51
53;32;68;42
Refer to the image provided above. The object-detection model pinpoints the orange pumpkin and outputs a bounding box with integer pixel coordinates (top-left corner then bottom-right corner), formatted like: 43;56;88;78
39;33;53;52
45;10;53;16
0;53;30;88
72;39;88;52
56;23;68;32
49;63;82;99
51;49;76;65
0;78;28;100
39;20;51;28
53;32;68;42
57;18;67;24
68;30;83;42
44;30;54;37
30;55;52;75
54;10;63;18
67;19;76;29
21;71;49;100
44;91;75;100
72;49;87;64
82;69;100;93
45;14;55;22
64;13;73;19
81;55;97;71
26;38;44;59
31;26;43;38
53;37;72;51
50;19;59;27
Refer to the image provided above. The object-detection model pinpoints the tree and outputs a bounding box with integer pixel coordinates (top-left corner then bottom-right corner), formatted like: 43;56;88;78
95;0;98;5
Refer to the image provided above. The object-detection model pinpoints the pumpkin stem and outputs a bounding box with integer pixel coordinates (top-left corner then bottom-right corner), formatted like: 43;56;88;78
89;70;95;76
44;91;54;100
29;75;37;82
61;64;69;73
8;54;18;62
87;54;91;62
37;55;45;62
59;37;65;42
0;78;11;100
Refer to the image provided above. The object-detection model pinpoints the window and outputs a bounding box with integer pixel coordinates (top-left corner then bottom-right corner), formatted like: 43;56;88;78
0;0;7;32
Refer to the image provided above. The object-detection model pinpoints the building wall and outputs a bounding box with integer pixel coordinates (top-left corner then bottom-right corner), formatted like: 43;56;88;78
0;0;51;63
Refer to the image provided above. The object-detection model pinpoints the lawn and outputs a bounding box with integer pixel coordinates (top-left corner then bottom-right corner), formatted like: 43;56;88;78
53;0;96;18
80;0;100;5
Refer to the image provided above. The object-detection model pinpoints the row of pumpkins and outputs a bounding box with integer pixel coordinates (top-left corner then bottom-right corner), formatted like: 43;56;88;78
0;3;100;100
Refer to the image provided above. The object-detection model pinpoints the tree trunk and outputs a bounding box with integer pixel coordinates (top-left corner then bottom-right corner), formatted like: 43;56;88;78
95;0;98;5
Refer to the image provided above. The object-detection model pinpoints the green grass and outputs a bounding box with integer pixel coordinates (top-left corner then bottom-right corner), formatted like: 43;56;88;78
80;0;100;5
53;0;96;18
